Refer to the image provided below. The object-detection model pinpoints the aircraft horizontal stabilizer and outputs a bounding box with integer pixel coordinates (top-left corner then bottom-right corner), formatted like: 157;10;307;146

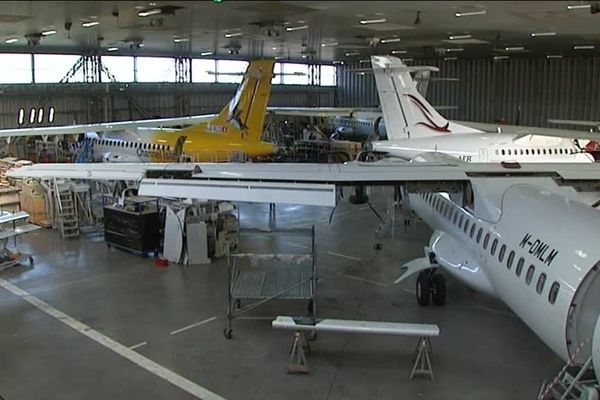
394;257;432;285
548;119;600;129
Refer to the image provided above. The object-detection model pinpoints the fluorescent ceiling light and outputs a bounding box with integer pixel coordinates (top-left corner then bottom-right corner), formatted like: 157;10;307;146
357;72;366;75
320;42;338;47
494;55;509;60
224;32;243;38
332;60;344;65
138;8;161;17
359;59;370;63
359;18;387;24
448;34;471;40
391;49;407;54
200;50;213;56
455;9;487;17
285;25;308;32
82;21;100;28
446;47;464;52
5;38;18;44
574;45;595;49
345;51;360;56
380;37;401;43
41;30;57;36
173;37;189;43
505;46;525;51
531;31;556;37
546;54;563;59
107;47;119;52
567;3;591;9
444;57;458;61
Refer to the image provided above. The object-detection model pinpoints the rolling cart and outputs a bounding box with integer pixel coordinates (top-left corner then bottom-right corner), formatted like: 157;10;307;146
223;226;316;339
0;211;40;271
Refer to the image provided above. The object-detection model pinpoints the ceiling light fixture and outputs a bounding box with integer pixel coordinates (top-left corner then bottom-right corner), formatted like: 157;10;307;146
5;38;18;44
505;46;525;51
138;8;162;17
345;51;360;56
380;37;401;44
359;59;370;63
546;54;563;59
566;3;591;9
332;60;344;65
455;9;487;17
200;50;213;56
107;47;119;52
531;31;556;37
41;30;57;36
285;25;308;32
444;57;458;61
448;34;472;40
574;45;595;49
82;21;100;28
320;42;338;47
391;49;407;54
173;37;189;43
446;47;464;52
224;31;243;38
359;18;387;24
494;55;509;60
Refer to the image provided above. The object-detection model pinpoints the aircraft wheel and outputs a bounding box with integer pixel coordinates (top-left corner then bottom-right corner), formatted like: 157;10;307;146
431;274;446;306
416;271;431;306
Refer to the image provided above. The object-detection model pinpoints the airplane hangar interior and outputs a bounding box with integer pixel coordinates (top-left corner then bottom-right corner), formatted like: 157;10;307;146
1;1;600;399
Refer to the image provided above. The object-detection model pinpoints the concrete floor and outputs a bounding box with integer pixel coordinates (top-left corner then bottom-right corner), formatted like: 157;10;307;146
0;192;563;400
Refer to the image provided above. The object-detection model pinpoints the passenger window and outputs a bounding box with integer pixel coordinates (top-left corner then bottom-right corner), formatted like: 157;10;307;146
520;149;524;155
536;273;546;294
498;244;506;262
470;224;476;238
507;149;511;155
458;215;464;229
491;238;498;255
501;149;505;156
476;228;482;244
495;149;499;155
543;149;546;155
525;149;529;155
453;212;459;225
516;258;524;276
507;251;515;269
526;265;535;285
537;149;541;155
483;233;490;249
463;219;470;234
548;282;559;304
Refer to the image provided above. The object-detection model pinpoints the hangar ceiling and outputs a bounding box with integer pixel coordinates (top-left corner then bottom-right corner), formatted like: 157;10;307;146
0;1;598;62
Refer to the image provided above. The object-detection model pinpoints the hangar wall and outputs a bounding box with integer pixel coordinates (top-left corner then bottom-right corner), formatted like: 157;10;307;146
338;57;600;128
0;84;336;129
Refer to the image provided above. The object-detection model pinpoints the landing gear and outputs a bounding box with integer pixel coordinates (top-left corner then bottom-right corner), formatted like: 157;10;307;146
416;269;446;307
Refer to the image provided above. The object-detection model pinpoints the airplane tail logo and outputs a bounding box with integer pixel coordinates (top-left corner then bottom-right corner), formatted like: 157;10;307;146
193;59;275;142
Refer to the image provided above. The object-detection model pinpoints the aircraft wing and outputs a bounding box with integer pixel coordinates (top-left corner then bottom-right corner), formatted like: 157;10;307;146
548;119;600;129
0;114;217;138
266;107;378;117
457;120;600;141
8;161;600;207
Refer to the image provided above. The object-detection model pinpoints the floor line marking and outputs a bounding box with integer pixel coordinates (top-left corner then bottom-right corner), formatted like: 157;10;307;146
402;289;416;295
327;251;362;261
0;279;226;400
283;241;310;249
343;274;388;287
170;316;218;336
129;341;148;350
472;305;516;319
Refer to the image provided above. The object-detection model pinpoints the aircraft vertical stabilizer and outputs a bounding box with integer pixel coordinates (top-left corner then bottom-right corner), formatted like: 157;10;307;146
187;59;275;143
371;55;480;140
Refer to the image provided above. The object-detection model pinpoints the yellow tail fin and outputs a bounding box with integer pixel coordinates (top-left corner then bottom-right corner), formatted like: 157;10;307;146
201;59;275;142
